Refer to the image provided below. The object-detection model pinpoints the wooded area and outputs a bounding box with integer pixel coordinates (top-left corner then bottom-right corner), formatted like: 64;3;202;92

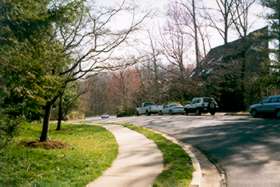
0;0;280;145
79;0;280;115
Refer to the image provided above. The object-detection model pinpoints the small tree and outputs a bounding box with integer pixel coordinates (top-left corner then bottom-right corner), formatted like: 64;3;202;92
55;82;85;131
0;0;75;143
37;0;148;141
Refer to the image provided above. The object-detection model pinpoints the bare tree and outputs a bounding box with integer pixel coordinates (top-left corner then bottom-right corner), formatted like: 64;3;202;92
138;31;164;102
161;3;191;82
231;0;257;110
167;0;211;67
231;0;256;38
161;25;187;81
85;73;110;115
179;0;201;66
207;0;236;44
39;0;148;141
111;69;130;110
56;84;87;131
198;26;212;58
191;0;200;66
160;8;195;101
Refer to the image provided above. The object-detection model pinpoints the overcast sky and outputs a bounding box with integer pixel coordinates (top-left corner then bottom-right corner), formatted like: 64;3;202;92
95;0;268;64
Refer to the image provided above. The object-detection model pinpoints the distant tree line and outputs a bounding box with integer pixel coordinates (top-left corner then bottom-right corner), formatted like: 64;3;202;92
81;0;280;115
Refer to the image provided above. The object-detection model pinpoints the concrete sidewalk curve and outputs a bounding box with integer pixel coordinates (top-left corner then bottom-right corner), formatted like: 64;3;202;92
87;125;163;187
145;127;224;187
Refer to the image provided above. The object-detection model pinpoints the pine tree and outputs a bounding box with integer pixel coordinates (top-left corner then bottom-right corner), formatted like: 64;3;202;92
262;0;280;90
0;0;79;142
262;0;280;59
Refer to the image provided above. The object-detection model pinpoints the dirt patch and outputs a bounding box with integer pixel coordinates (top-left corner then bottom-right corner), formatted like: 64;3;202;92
20;140;67;149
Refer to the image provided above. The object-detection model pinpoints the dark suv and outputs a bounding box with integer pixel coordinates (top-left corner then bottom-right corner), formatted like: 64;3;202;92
184;97;218;115
249;95;280;118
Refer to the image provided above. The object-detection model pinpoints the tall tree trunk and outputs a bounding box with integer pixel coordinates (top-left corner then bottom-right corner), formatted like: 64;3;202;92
278;31;280;62
224;21;228;44
40;102;52;142
240;38;247;110
56;95;63;131
152;56;161;103
192;0;200;68
240;55;246;110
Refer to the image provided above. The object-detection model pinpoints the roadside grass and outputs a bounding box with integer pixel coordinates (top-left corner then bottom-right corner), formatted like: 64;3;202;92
123;124;193;187
0;122;118;186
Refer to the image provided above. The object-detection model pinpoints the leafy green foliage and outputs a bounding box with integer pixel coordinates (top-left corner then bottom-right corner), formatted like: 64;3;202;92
61;83;81;117
0;115;20;149
124;124;193;187
0;123;118;186
262;0;280;40
0;0;84;142
0;0;70;117
261;0;280;90
116;107;137;117
52;83;81;120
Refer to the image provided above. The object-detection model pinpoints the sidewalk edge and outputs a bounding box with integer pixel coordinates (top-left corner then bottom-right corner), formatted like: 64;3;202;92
145;128;201;187
144;127;226;187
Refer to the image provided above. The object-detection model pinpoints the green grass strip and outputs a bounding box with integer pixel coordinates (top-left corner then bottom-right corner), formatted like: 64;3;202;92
124;124;193;187
0;123;118;187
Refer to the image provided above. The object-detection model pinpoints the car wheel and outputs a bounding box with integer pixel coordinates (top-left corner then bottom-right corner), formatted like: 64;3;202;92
185;109;189;115
159;111;163;115
146;110;151;116
136;112;140;116
276;110;280;119
169;110;174;115
195;108;201;116
251;109;258;118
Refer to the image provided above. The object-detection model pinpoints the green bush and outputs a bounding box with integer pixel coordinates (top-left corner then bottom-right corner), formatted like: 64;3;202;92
65;111;85;120
0;115;20;149
116;107;136;117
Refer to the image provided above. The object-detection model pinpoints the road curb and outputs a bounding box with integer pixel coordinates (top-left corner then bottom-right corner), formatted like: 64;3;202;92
143;127;227;187
224;113;250;116
91;121;226;187
145;128;201;187
102;122;202;187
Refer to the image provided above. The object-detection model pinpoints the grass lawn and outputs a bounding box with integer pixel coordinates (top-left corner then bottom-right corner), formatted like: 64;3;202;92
124;124;193;187
0;122;118;186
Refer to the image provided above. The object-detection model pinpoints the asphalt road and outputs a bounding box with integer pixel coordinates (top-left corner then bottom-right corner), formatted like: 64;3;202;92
87;114;280;187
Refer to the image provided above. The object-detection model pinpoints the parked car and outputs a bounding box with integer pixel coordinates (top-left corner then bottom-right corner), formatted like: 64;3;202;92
184;97;218;115
136;102;163;115
100;114;110;119
249;95;280;118
160;103;185;115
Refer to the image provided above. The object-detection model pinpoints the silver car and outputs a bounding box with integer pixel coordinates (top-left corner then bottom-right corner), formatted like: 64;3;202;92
249;95;280;118
161;103;185;115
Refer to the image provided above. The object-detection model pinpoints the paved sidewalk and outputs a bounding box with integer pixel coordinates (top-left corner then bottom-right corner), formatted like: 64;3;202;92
87;125;163;187
146;126;223;187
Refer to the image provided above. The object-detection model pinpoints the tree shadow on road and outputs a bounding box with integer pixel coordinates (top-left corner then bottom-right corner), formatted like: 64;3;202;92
178;118;280;170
